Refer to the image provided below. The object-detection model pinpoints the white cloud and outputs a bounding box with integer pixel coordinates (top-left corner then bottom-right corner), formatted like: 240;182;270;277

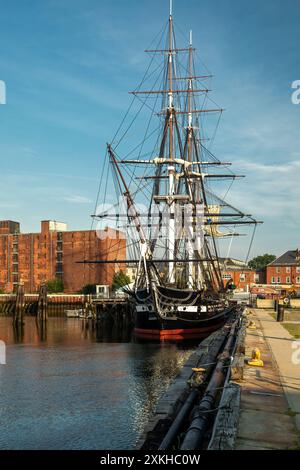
227;157;300;220
236;159;300;174
64;195;92;204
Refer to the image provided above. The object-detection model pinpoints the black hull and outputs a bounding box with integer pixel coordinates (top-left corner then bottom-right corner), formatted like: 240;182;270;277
133;306;233;340
127;286;233;339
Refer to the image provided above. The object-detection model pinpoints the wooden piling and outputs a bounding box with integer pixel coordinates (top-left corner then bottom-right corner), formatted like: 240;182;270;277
13;283;25;325
37;283;48;322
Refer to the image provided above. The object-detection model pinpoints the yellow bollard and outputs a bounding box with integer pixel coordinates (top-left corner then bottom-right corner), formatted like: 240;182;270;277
247;348;264;367
248;320;256;330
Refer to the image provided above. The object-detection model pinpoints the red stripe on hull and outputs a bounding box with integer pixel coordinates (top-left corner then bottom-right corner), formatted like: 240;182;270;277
134;321;224;339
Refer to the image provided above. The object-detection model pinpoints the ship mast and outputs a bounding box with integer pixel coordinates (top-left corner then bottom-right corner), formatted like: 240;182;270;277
167;0;176;284
88;0;262;295
187;30;195;288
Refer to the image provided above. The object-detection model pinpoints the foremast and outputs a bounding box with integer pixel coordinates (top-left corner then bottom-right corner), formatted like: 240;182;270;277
167;3;176;284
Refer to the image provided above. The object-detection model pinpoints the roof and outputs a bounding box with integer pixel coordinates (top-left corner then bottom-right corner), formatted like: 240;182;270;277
268;250;300;266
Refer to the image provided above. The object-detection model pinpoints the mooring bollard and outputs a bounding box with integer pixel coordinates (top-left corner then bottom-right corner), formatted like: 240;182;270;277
276;304;284;322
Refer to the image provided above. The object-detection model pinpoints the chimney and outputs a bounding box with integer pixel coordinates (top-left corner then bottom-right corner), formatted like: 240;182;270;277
41;220;67;233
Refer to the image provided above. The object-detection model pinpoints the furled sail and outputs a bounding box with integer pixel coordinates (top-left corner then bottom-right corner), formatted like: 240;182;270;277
205;205;232;237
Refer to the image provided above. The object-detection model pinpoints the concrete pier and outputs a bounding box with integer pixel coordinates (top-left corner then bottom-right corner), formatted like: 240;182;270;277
234;309;299;450
138;308;300;450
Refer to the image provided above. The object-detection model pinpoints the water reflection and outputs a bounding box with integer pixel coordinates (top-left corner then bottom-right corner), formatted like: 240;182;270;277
0;317;197;450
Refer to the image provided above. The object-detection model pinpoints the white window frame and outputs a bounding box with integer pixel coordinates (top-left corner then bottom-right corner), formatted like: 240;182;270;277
286;267;291;273
239;273;246;282
276;267;280;274
286;276;291;284
296;277;300;284
296;267;300;273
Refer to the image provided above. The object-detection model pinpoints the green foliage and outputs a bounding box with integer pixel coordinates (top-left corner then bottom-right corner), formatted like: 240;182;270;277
81;284;97;295
0;288;5;294
112;271;131;291
46;278;64;293
248;253;276;270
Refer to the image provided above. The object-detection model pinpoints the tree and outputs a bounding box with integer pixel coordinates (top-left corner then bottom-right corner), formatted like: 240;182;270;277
112;271;131;291
46;278;64;293
81;284;97;295
248;254;276;270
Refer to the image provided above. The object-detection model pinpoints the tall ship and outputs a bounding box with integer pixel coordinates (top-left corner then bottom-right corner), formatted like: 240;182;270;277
85;2;261;340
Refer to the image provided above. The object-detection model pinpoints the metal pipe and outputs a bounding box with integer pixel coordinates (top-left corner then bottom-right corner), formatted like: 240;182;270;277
180;317;239;450
158;324;231;451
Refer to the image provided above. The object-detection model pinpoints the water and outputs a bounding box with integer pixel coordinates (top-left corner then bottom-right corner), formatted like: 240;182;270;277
0;317;196;450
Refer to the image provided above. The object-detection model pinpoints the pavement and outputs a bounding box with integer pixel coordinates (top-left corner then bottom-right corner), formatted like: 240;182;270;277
235;308;300;450
256;309;300;432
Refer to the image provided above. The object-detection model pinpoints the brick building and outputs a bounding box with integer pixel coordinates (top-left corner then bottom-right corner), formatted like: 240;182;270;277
0;220;126;293
219;257;265;291
266;249;300;285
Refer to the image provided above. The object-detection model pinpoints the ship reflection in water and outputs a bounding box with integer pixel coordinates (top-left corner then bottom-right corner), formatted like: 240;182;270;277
0;317;197;450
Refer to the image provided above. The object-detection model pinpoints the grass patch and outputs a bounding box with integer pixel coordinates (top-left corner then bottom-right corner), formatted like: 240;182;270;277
282;323;300;338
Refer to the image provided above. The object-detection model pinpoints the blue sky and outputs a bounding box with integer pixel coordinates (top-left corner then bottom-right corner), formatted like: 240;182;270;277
0;0;299;260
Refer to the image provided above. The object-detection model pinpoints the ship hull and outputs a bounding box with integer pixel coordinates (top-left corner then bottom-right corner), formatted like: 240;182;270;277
134;315;230;340
130;287;234;340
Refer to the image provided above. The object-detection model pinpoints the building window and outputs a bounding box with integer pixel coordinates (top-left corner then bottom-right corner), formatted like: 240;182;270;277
297;267;300;273
277;277;281;283
271;277;280;284
56;262;63;274
296;277;300;284
276;267;280;273
12;263;18;273
222;274;232;280
286;276;291;284
271;277;275;284
254;274;260;283
286;267;291;273
240;273;246;282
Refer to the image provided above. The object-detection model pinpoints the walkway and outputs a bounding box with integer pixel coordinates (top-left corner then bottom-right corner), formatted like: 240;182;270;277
235;308;300;450
256;309;300;431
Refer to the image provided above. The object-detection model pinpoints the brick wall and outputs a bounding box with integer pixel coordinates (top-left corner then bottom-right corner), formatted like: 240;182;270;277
266;265;300;285
222;269;265;290
0;221;126;293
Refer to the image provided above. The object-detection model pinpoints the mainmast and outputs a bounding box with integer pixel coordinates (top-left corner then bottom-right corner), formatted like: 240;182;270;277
168;0;176;284
187;30;193;161
187;30;196;288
